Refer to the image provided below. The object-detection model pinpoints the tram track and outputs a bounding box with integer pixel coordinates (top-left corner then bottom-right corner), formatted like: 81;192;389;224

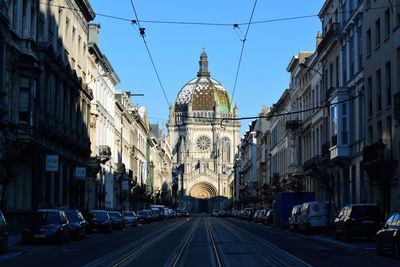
83;219;189;267
166;216;224;267
217;219;313;267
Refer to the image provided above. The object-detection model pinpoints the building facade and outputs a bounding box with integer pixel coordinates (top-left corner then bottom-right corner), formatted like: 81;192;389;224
0;0;95;229
167;50;240;211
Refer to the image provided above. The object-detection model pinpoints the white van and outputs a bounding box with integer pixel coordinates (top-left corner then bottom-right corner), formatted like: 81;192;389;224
298;201;335;232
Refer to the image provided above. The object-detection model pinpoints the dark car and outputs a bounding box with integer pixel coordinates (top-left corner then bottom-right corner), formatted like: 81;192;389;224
0;210;8;254
137;210;153;224
334;204;383;241
108;211;125;230
87;210;112;233
263;209;274;225
176;208;190;218
288;205;302;231
375;212;400;258
65;210;88;240
123;211;138;227
22;209;70;244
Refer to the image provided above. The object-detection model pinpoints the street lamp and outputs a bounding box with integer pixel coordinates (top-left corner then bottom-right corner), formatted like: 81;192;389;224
299;63;323;78
86;72;110;87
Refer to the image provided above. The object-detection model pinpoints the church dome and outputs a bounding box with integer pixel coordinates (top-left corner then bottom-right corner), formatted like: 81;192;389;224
175;51;233;113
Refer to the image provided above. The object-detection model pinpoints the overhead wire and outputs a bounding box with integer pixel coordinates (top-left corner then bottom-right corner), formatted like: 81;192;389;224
40;1;398;27
129;0;170;107
231;0;258;102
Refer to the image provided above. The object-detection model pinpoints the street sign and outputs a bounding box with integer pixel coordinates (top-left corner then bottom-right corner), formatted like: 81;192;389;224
46;155;58;172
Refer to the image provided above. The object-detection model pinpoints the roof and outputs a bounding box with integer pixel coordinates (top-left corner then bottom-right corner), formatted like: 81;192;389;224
175;51;233;113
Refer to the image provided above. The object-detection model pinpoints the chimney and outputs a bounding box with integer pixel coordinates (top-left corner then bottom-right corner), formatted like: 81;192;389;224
88;23;101;45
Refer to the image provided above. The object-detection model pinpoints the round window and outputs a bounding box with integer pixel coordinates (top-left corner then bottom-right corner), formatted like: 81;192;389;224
196;136;211;151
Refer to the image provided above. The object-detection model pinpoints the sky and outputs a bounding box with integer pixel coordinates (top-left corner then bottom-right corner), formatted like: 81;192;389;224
89;0;325;134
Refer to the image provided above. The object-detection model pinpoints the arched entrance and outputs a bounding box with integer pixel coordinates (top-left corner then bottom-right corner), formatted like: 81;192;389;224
188;182;217;213
189;182;217;199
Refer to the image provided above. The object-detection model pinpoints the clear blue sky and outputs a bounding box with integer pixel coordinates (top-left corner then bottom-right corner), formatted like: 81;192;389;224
89;0;325;134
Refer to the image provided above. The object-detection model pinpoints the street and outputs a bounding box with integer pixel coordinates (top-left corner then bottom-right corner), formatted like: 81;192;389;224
1;215;399;267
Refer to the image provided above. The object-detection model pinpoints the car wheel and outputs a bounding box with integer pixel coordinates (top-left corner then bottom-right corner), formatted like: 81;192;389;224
376;238;383;255
394;241;400;259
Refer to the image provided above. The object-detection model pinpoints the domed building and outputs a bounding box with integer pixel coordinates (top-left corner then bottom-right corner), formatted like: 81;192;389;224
167;50;240;211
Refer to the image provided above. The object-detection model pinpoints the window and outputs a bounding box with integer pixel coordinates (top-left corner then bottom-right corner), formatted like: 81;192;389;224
387;116;392;143
377;120;382;140
335;57;339;87
349;34;354;77
342;45;347;82
331;104;338;146
367;77;372;116
386;61;392;106
385;9;391;38
376;69;382;111
19;77;31;123
397;0;400;27
368;126;373;144
375;19;381;48
357;26;363;71
342;104;348;144
366;29;371;55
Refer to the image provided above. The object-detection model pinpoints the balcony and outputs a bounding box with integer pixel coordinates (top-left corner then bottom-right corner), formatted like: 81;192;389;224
285;120;302;131
303;155;322;173
330;132;350;160
363;140;393;183
317;23;340;55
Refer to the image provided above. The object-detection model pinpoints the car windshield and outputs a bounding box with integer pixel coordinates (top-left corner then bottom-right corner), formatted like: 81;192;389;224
138;211;148;216
93;212;108;219
109;212;121;219
65;212;78;222
124;212;135;217
32;211;60;224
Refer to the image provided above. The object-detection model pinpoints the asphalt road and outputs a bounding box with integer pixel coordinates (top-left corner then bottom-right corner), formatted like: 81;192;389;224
1;215;399;267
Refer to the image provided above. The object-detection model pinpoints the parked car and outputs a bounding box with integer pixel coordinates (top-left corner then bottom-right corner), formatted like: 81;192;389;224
375;212;400;258
123;211;138;227
150;209;161;221
176;208;191;217
212;209;220;217
22;209;70;244
137;210;153;224
288;205;302;231
253;210;266;223
0;210;8;254
108;211;125;230
334;204;383;241
298;201;335;232
87;210;112;233
65;210;88;240
243;208;254;221
263;209;274;225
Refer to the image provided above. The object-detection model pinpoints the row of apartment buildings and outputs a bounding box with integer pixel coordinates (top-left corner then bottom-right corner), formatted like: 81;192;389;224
0;0;172;229
233;0;400;217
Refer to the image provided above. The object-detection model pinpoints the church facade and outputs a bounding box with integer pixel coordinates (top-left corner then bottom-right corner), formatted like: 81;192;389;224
167;51;240;210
